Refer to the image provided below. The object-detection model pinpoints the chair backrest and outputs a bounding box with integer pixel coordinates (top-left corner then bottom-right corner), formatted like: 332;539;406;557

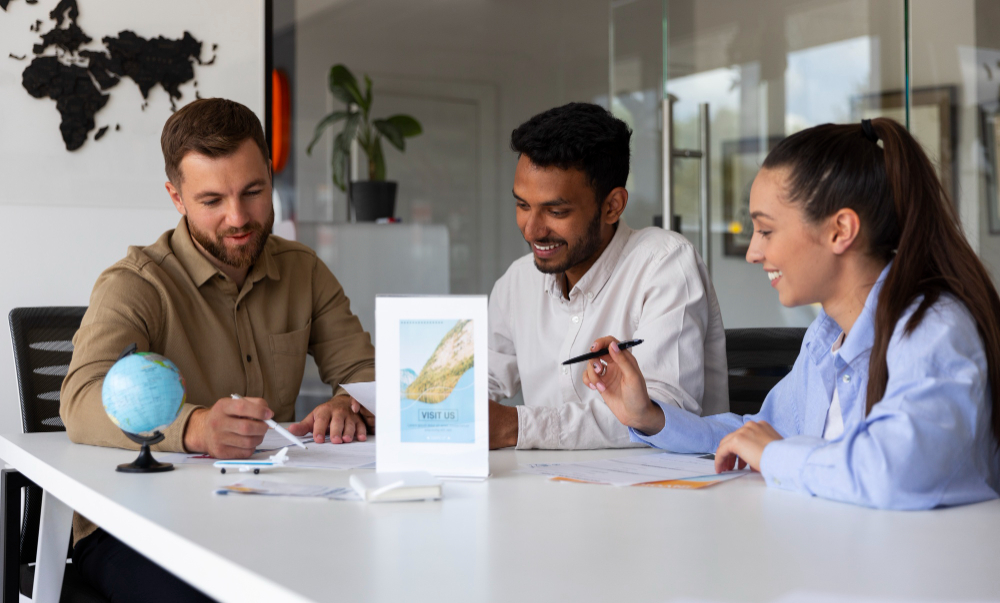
725;327;807;416
8;307;87;434
7;306;87;593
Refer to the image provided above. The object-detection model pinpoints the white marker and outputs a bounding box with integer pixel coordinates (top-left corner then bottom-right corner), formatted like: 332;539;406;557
231;394;307;449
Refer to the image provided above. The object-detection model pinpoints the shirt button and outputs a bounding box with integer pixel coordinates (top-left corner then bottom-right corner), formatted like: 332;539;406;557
842;375;851;383
562;366;569;375
572;315;580;323
586;292;594;301
246;354;252;362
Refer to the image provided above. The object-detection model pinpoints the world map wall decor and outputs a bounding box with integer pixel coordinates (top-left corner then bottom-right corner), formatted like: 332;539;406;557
4;0;216;151
0;0;265;210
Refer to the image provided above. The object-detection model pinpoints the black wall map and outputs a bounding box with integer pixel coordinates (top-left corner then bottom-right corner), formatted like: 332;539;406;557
3;0;216;151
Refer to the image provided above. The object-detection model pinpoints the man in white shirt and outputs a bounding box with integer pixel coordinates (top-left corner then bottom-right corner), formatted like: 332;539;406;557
488;102;729;449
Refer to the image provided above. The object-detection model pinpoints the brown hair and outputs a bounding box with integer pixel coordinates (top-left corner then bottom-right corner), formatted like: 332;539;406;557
161;98;269;185
762;118;1000;444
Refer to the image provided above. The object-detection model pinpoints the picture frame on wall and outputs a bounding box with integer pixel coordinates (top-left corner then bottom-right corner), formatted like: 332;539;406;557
721;136;783;257
851;86;958;205
980;108;1000;234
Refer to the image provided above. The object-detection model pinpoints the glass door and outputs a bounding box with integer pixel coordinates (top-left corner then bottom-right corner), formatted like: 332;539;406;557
613;0;909;328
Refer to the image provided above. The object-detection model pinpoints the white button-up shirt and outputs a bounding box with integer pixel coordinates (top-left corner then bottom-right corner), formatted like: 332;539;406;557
488;221;729;449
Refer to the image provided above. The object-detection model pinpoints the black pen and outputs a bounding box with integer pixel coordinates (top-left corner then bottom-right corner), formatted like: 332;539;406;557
562;339;644;365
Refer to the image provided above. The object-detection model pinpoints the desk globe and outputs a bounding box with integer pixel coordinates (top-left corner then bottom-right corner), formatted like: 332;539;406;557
102;348;186;473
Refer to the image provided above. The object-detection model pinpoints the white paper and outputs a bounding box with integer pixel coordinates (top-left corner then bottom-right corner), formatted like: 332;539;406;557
215;478;361;500
157;436;376;470
280;440;375;470
523;452;746;486
341;381;377;415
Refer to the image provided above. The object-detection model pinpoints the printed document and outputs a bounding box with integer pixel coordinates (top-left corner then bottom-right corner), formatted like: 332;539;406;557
523;452;748;488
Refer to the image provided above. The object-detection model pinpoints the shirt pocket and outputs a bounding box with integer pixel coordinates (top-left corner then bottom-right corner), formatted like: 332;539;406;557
269;319;311;407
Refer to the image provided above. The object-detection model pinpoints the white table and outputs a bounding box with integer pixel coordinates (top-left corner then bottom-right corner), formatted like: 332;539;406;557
2;432;999;603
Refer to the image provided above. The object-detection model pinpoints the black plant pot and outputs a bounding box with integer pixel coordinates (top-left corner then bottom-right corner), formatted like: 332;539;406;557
350;181;397;222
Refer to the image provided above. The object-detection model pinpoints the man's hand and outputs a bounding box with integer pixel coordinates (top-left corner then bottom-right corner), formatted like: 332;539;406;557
489;400;518;449
288;395;370;444
183;396;271;459
582;336;665;435
714;421;783;473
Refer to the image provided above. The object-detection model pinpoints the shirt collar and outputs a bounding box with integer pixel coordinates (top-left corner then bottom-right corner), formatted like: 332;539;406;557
805;261;892;365
544;220;633;301
170;218;281;287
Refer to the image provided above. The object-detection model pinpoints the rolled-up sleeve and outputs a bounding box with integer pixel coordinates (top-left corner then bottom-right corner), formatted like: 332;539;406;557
60;266;199;452
488;278;519;402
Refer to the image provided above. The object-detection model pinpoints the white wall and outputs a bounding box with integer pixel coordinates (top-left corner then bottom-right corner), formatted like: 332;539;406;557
0;206;181;439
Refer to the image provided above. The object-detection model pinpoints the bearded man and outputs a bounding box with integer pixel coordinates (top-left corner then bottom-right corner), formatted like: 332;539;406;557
60;98;374;601
487;102;729;450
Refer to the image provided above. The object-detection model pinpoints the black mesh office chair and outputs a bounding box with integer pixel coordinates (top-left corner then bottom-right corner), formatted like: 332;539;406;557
725;327;807;416
2;307;107;603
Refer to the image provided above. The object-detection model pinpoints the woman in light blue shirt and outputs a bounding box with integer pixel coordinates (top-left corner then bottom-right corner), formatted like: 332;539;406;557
584;118;1000;509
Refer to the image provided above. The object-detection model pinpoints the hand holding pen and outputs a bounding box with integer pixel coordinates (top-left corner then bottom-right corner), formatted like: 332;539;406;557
231;394;307;449
580;336;665;436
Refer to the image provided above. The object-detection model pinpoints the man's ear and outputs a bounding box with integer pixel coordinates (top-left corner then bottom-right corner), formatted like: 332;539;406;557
603;186;628;224
829;207;861;255
165;181;187;216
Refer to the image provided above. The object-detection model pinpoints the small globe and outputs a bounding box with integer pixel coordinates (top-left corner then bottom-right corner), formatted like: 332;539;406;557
102;352;186;437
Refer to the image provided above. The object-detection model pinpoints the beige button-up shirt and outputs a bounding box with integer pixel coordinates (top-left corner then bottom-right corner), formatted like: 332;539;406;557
61;218;375;541
488;221;728;449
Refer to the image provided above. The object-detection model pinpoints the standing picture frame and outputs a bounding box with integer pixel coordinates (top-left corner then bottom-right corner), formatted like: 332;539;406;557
375;295;489;479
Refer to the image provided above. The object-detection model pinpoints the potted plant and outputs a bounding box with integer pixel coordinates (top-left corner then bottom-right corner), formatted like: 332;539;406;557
307;64;422;221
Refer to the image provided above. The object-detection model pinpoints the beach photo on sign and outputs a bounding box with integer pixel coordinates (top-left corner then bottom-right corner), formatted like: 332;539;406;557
400;319;475;443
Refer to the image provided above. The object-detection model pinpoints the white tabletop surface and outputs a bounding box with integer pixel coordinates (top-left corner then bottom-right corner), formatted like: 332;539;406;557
2;431;1000;603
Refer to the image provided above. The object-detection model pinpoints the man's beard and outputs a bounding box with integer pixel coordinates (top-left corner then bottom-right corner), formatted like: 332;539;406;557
189;207;275;269
531;205;604;275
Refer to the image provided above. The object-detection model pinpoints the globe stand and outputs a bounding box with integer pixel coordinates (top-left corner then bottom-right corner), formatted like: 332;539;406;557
117;430;174;473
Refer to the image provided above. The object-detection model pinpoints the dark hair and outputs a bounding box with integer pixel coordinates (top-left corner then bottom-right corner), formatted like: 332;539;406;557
161;98;269;185
510;102;631;204
763;118;1000;444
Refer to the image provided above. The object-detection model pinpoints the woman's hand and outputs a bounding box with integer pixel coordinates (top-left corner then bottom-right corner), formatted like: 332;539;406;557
582;336;665;435
714;421;783;473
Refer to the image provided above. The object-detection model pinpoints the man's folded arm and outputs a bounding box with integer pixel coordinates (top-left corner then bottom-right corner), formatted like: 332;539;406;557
309;258;376;397
60;266;200;451
487;288;520;402
515;400;647;449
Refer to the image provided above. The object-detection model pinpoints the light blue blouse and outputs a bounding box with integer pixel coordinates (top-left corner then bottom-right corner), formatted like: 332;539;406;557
631;265;1000;509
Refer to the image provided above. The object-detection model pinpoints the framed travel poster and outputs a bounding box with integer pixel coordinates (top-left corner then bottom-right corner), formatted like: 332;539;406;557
375;295;488;478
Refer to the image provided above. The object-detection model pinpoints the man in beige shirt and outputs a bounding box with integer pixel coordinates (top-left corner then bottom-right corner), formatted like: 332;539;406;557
488;103;728;450
60;98;374;601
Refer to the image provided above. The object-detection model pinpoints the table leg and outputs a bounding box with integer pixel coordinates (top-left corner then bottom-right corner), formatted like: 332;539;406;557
30;492;71;603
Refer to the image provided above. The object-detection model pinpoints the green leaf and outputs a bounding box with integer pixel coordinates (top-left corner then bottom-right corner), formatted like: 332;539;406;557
364;75;373;109
385;114;422;138
340;113;361;151
331;141;347;192
373;119;404;152
306;110;348;155
370;138;386;181
328;64;366;110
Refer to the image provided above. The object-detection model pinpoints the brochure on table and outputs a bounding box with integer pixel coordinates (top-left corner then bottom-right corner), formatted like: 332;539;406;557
375;295;489;478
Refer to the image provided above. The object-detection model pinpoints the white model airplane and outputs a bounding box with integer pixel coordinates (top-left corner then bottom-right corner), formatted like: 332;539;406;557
214;447;289;474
